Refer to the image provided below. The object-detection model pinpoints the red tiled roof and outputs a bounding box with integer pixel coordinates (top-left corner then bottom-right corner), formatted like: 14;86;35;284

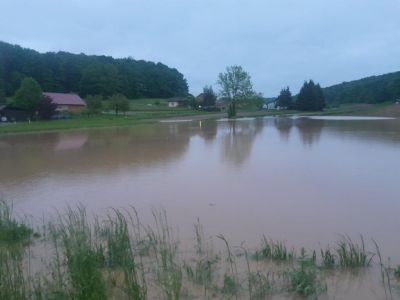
43;92;86;106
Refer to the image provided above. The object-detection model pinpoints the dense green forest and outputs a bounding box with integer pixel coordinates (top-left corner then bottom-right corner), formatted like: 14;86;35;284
0;41;188;99
323;71;400;105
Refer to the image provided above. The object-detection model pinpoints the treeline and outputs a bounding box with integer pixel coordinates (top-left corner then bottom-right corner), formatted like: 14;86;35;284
276;80;325;111
0;41;188;99
323;71;400;104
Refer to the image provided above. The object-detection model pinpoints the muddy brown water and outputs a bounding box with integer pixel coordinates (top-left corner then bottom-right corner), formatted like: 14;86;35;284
1;116;400;299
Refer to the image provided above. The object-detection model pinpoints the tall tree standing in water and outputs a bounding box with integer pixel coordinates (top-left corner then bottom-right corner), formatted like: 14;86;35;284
217;65;254;118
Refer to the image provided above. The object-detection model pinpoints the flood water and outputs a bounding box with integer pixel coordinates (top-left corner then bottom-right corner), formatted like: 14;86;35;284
1;117;400;264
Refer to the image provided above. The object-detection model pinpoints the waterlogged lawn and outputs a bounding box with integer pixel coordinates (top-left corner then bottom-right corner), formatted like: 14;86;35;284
0;110;204;135
0;202;399;300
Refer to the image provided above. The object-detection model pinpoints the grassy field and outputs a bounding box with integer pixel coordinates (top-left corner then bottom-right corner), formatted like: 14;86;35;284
0;108;209;135
1;100;398;135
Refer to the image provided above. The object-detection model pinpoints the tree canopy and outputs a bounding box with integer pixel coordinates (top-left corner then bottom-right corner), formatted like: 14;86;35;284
13;77;43;113
296;80;325;111
38;95;57;120
323;71;400;105
276;87;293;109
109;94;129;115
217;65;254;117
85;95;103;115
202;85;216;107
0;41;188;99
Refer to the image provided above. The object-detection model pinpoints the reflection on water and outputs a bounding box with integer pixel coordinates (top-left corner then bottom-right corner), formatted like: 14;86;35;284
1;117;400;267
221;119;264;166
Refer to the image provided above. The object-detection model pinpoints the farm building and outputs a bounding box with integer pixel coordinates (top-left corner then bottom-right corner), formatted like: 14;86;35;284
43;92;86;113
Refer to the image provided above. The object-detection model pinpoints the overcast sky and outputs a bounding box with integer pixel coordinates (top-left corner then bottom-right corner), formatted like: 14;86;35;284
2;0;400;97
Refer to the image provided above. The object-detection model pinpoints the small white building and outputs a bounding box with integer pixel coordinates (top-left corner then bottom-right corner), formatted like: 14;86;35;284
263;101;276;110
167;97;188;108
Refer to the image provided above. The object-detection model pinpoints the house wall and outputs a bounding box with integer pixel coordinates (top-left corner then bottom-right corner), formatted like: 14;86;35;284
56;105;85;113
168;102;179;108
68;105;86;113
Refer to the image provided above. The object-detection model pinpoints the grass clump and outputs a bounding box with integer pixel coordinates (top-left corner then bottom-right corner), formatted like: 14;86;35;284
320;247;336;268
0;201;34;245
54;206;107;300
147;209;182;300
96;209;147;299
253;236;295;262
184;219;219;297
336;235;373;268
0;249;26;300
288;261;326;299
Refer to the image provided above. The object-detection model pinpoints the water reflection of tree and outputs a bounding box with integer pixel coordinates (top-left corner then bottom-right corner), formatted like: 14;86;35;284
221;119;264;166
197;120;218;144
295;118;325;147
274;117;294;141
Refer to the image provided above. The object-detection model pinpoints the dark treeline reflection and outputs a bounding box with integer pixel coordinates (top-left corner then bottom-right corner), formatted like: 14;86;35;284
273;117;324;146
273;117;400;147
1;118;400;185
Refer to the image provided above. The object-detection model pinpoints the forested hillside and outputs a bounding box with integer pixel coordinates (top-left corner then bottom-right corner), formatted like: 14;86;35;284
0;41;188;99
323;71;400;105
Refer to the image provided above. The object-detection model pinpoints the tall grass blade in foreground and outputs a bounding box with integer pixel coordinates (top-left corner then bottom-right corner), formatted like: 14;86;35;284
147;209;182;300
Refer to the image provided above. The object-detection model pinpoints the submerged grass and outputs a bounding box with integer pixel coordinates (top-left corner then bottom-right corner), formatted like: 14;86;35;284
55;206;107;300
288;261;326;299
147;209;182;300
0;200;34;245
253;236;295;262
0;201;395;299
336;235;373;268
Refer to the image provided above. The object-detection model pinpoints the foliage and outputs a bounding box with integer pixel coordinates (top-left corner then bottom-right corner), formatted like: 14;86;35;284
147;209;182;300
288;262;326;298
0;41;188;99
85;95;103;115
253;237;295;262
80;63;118;97
38;95;57;120
323;71;400;104
0;201;33;244
296;80;325;111
276;87;293;109
335;235;373;268
0;79;5;104
394;266;400;278
218;65;254;117
108;94;130;115
0;248;26;300
236;93;264;111
202;85;217;107
55;207;107;300
13;77;42;113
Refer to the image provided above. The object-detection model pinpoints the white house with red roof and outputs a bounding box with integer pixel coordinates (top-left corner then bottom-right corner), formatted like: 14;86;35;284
43;92;86;113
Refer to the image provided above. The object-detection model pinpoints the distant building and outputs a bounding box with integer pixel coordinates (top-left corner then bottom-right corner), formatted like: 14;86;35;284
0;106;32;122
167;97;188;108
43;92;86;113
263;100;277;110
